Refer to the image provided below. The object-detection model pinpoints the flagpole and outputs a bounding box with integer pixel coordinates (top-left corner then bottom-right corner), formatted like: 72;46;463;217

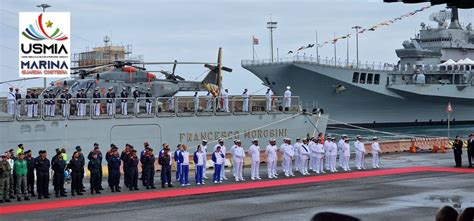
346;36;349;66
315;30;319;63
252;36;255;61
333;32;337;66
448;111;450;140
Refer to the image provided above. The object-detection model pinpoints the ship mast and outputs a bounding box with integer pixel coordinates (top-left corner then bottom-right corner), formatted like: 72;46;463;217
267;18;277;62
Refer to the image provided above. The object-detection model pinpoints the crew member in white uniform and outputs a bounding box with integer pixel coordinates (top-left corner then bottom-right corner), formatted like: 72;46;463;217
248;139;261;180
242;89;249;112
265;88;272;111
232;140;245;181
371;137;381;168
283;138;295;177
7;87;16;115
230;139;237;177
284;86;292;110
354;136;366;170
314;138;325;174
222;89;229;112
323;135;331;170
280;138;288;175
338;135;347;168
214;139;227;180
330;137;338;172
168;97;175;112
120;88;129;116
299;138;311;175
342;138;351;171
201;140;208;179
193;92;199;112
293;138;302;172
205;92;212;112
265;139;278;178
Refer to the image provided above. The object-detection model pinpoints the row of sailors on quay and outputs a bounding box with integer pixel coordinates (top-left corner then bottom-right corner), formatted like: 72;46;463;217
0;135;380;203
6;86;293;117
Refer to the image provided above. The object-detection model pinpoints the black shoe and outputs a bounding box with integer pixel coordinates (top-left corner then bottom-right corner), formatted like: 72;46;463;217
31;193;36;197
44;195;50;199
151;186;156;189
9;195;14;199
99;187;104;190
55;193;60;198
60;193;67;197
91;190;95;195
134;187;139;191
24;197;30;201
77;192;83;195
0;200;3;203
71;192;75;196
146;186;150;190
17;197;22;202
81;189;86;192
129;188;133;191
117;186;122;190
469;165;472;168
162;184;166;188
168;184;173;188
38;196;43;199
111;187;115;192
115;187;121;192
5;199;11;203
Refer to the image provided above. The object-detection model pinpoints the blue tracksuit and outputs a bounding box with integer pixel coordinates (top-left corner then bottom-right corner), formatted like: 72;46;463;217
212;152;225;182
178;151;189;185
174;150;181;180
193;151;203;184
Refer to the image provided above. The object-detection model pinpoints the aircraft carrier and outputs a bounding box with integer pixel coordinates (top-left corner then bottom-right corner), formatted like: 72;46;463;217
242;7;474;127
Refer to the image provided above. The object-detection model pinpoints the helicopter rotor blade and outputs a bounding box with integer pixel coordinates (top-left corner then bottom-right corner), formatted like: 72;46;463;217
0;77;42;85
172;60;177;75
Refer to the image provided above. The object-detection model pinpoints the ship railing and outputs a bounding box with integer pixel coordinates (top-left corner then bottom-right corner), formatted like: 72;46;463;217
1;96;306;121
156;97;176;117
242;56;396;72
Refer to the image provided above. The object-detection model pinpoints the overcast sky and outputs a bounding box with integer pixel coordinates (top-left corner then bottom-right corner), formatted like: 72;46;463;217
1;0;473;96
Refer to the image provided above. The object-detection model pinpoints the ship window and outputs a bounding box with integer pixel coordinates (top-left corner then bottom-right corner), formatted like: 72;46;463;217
352;72;359;83
360;73;366;84
367;73;373;84
374;74;380;84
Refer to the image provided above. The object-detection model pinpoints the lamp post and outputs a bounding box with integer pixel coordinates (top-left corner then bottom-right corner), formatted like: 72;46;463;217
36;3;51;89
352;25;361;68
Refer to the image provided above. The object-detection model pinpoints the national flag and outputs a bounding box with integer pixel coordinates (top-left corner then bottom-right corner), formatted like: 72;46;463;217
446;102;453;113
253;36;259;45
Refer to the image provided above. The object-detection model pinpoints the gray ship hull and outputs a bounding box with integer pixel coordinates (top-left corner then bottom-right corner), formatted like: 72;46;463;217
243;60;474;126
0;112;327;155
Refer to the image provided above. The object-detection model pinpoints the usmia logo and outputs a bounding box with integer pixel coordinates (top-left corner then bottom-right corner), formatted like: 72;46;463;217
19;12;70;78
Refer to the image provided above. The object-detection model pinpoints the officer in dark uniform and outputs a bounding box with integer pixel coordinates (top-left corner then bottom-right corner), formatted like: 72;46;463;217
75;146;86;192
48;89;56;117
35;150;50;199
107;147;121;192
453;136;463;167
120;87;129;115
141;148;156;189
88;143;103;190
120;144;131;188
51;149;66;197
31;89;39;117
128;149;139;191
43;89;50;116
88;152;102;194
68;151;84;196
24;150;36;197
145;88;153;114
159;145;173;188
467;133;474;168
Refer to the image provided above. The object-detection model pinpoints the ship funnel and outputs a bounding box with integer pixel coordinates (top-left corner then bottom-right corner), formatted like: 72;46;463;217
448;7;462;29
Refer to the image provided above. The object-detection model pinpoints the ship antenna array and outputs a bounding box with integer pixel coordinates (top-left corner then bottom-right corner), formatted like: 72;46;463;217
267;17;278;62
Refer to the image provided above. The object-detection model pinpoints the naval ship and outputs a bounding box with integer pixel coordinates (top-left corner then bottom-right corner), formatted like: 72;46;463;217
243;7;474;127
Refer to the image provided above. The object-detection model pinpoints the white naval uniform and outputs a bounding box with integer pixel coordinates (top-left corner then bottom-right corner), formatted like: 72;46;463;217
330;141;338;172
265;144;278;178
222;91;229;112
202;145;208;178
314;143;325;173
194;95;199;112
248;144;261;179
354;140;366;169
308;141;315;171
206;93;212;112
232;146;245;181
214;144;227;180
230;145;236;177
7;91;15;115
242;92;249;112
280;143;287;174
168;97;175;112
283;144;295;176
293;141;302;172
299;143;311;175
371;142;381;168
283;89;291;108
338;139;345;168
265;90;272;111
323;140;331;170
342;142;351;171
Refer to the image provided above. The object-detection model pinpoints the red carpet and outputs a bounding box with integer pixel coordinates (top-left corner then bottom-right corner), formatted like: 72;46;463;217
0;166;472;215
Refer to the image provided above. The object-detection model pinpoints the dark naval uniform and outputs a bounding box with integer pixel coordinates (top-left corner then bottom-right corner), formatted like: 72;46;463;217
467;137;474;168
141;153;156;189
25;155;36;196
68;158;84;195
51;154;66;197
34;156;50;199
88;158;102;194
88;150;103;189
121;150;131;188
127;154;139;191
159;151;173;188
453;139;463;167
107;154;121;192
